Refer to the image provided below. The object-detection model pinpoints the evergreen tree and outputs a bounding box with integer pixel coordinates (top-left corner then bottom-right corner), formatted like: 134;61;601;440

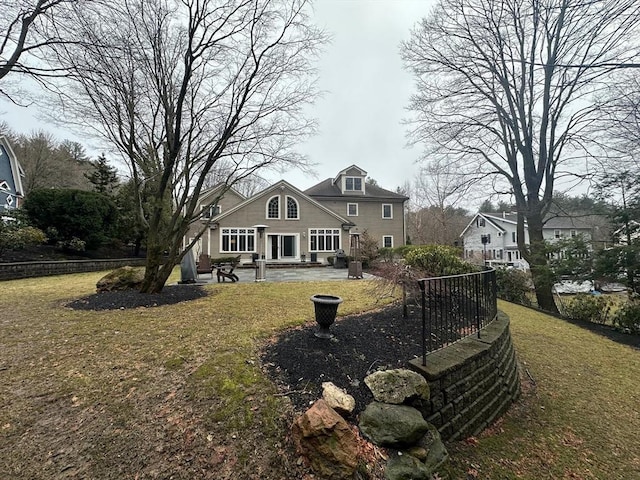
86;154;119;195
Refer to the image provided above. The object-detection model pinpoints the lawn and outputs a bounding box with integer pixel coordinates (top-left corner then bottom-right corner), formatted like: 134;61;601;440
0;273;638;479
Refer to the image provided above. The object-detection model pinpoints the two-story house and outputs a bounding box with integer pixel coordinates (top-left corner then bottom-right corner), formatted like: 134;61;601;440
460;212;593;269
0;136;24;217
185;165;408;264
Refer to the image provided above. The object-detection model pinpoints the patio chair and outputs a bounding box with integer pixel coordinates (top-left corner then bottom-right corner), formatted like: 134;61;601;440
196;254;214;278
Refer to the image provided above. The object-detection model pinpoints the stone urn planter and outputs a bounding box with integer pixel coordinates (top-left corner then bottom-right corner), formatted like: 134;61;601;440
310;294;343;338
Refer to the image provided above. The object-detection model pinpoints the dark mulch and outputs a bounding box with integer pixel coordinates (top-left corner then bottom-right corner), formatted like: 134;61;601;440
66;285;208;310
261;303;424;417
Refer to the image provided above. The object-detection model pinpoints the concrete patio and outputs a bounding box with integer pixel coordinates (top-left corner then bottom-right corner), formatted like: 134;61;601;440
195;265;374;283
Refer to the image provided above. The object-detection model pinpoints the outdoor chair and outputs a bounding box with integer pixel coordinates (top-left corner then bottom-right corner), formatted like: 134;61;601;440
196;254;214;278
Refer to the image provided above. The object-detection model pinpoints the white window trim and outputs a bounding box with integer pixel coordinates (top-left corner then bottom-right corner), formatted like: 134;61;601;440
0;180;9;191
266;195;280;219
382;203;393;219
219;227;256;253
570;229;577;237
554;229;561;239
201;204;221;219
347;202;358;216
285;195;299;220
344;176;363;192
382;235;393;248
308;228;341;252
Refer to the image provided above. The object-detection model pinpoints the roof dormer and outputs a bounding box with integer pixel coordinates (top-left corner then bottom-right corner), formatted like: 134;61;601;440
332;165;367;195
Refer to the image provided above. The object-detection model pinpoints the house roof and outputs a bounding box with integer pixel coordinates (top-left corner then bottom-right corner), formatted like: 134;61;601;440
332;164;367;185
198;183;245;205
212;179;352;225
305;178;409;201
459;213;509;237
460;211;594;237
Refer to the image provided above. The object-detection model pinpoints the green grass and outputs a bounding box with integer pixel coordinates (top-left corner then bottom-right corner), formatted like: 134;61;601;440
443;300;640;479
0;273;638;479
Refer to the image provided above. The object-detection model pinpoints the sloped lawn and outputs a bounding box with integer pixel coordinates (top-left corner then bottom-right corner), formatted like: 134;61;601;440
0;274;638;479
442;301;640;480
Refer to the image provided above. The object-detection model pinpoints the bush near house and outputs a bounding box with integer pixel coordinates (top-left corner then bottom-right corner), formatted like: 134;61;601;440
23;189;119;251
0;222;47;256
612;299;640;334
404;244;475;277
495;268;532;306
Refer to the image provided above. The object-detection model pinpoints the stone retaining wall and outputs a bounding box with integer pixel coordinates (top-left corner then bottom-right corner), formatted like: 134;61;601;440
408;311;520;442
0;258;147;281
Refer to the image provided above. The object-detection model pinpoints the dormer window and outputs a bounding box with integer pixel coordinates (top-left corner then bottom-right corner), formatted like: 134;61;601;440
345;177;362;191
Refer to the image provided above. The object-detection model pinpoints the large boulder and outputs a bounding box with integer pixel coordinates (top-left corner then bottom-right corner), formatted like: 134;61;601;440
292;399;359;479
96;266;145;293
359;402;429;448
364;369;430;405
322;382;356;417
384;454;431;480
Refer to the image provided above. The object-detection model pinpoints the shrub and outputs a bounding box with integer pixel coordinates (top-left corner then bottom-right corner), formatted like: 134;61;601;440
23;188;119;250
404;244;475;277
495;268;532;306
559;294;610;324
611;301;640;334
0;222;47;254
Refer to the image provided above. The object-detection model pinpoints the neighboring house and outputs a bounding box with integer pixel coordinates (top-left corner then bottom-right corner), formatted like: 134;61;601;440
0;136;25;216
186;165;408;264
460;212;593;269
613;220;640;246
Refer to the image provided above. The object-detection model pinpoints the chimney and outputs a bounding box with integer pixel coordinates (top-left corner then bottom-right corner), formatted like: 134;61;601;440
503;211;506;219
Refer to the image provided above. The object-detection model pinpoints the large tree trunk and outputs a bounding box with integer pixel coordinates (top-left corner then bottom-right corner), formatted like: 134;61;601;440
524;213;558;314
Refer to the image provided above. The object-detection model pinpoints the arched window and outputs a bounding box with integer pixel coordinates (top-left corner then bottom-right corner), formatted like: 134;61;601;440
286;196;299;219
267;196;279;219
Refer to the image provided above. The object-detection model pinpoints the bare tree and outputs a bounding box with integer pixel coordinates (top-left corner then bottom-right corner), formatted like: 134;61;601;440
0;0;78;100
48;0;325;292
402;0;640;312
407;159;473;245
12;130;93;192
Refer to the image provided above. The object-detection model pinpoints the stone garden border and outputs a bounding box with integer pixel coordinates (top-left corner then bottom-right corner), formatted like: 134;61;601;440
408;311;520;441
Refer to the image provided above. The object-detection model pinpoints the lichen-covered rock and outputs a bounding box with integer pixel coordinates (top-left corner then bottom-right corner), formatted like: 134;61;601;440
292;399;358;479
96;266;145;293
384;453;431;480
364;369;430;405
359;402;429;448
322;382;355;416
419;422;449;473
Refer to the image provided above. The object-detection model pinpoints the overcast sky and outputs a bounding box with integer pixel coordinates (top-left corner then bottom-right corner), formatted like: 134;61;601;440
0;0;436;193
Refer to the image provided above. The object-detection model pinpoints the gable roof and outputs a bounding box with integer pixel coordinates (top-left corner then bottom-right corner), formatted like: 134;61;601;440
461;211;594;237
460;212;509;237
197;183;245;206
212;179;352;225
305;178;409;201
332;164;367;185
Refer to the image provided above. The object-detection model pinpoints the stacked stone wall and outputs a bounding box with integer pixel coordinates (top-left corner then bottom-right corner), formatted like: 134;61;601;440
408;311;520;441
0;259;146;280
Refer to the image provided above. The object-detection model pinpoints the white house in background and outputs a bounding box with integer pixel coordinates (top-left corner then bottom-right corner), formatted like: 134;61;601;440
460;212;593;269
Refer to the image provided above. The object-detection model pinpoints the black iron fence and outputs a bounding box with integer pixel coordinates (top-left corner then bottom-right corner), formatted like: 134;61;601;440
417;267;497;366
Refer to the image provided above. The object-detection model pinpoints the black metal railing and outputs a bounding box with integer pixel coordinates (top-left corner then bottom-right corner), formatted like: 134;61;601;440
417;267;497;366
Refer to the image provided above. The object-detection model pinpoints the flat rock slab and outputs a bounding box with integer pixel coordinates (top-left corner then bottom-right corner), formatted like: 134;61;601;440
365;368;430;404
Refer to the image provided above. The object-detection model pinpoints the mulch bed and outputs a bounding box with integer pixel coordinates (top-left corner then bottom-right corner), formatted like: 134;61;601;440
66;285;208;310
261;303;425;417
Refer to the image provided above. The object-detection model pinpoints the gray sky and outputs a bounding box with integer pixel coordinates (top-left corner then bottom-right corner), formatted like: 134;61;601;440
0;0;435;193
